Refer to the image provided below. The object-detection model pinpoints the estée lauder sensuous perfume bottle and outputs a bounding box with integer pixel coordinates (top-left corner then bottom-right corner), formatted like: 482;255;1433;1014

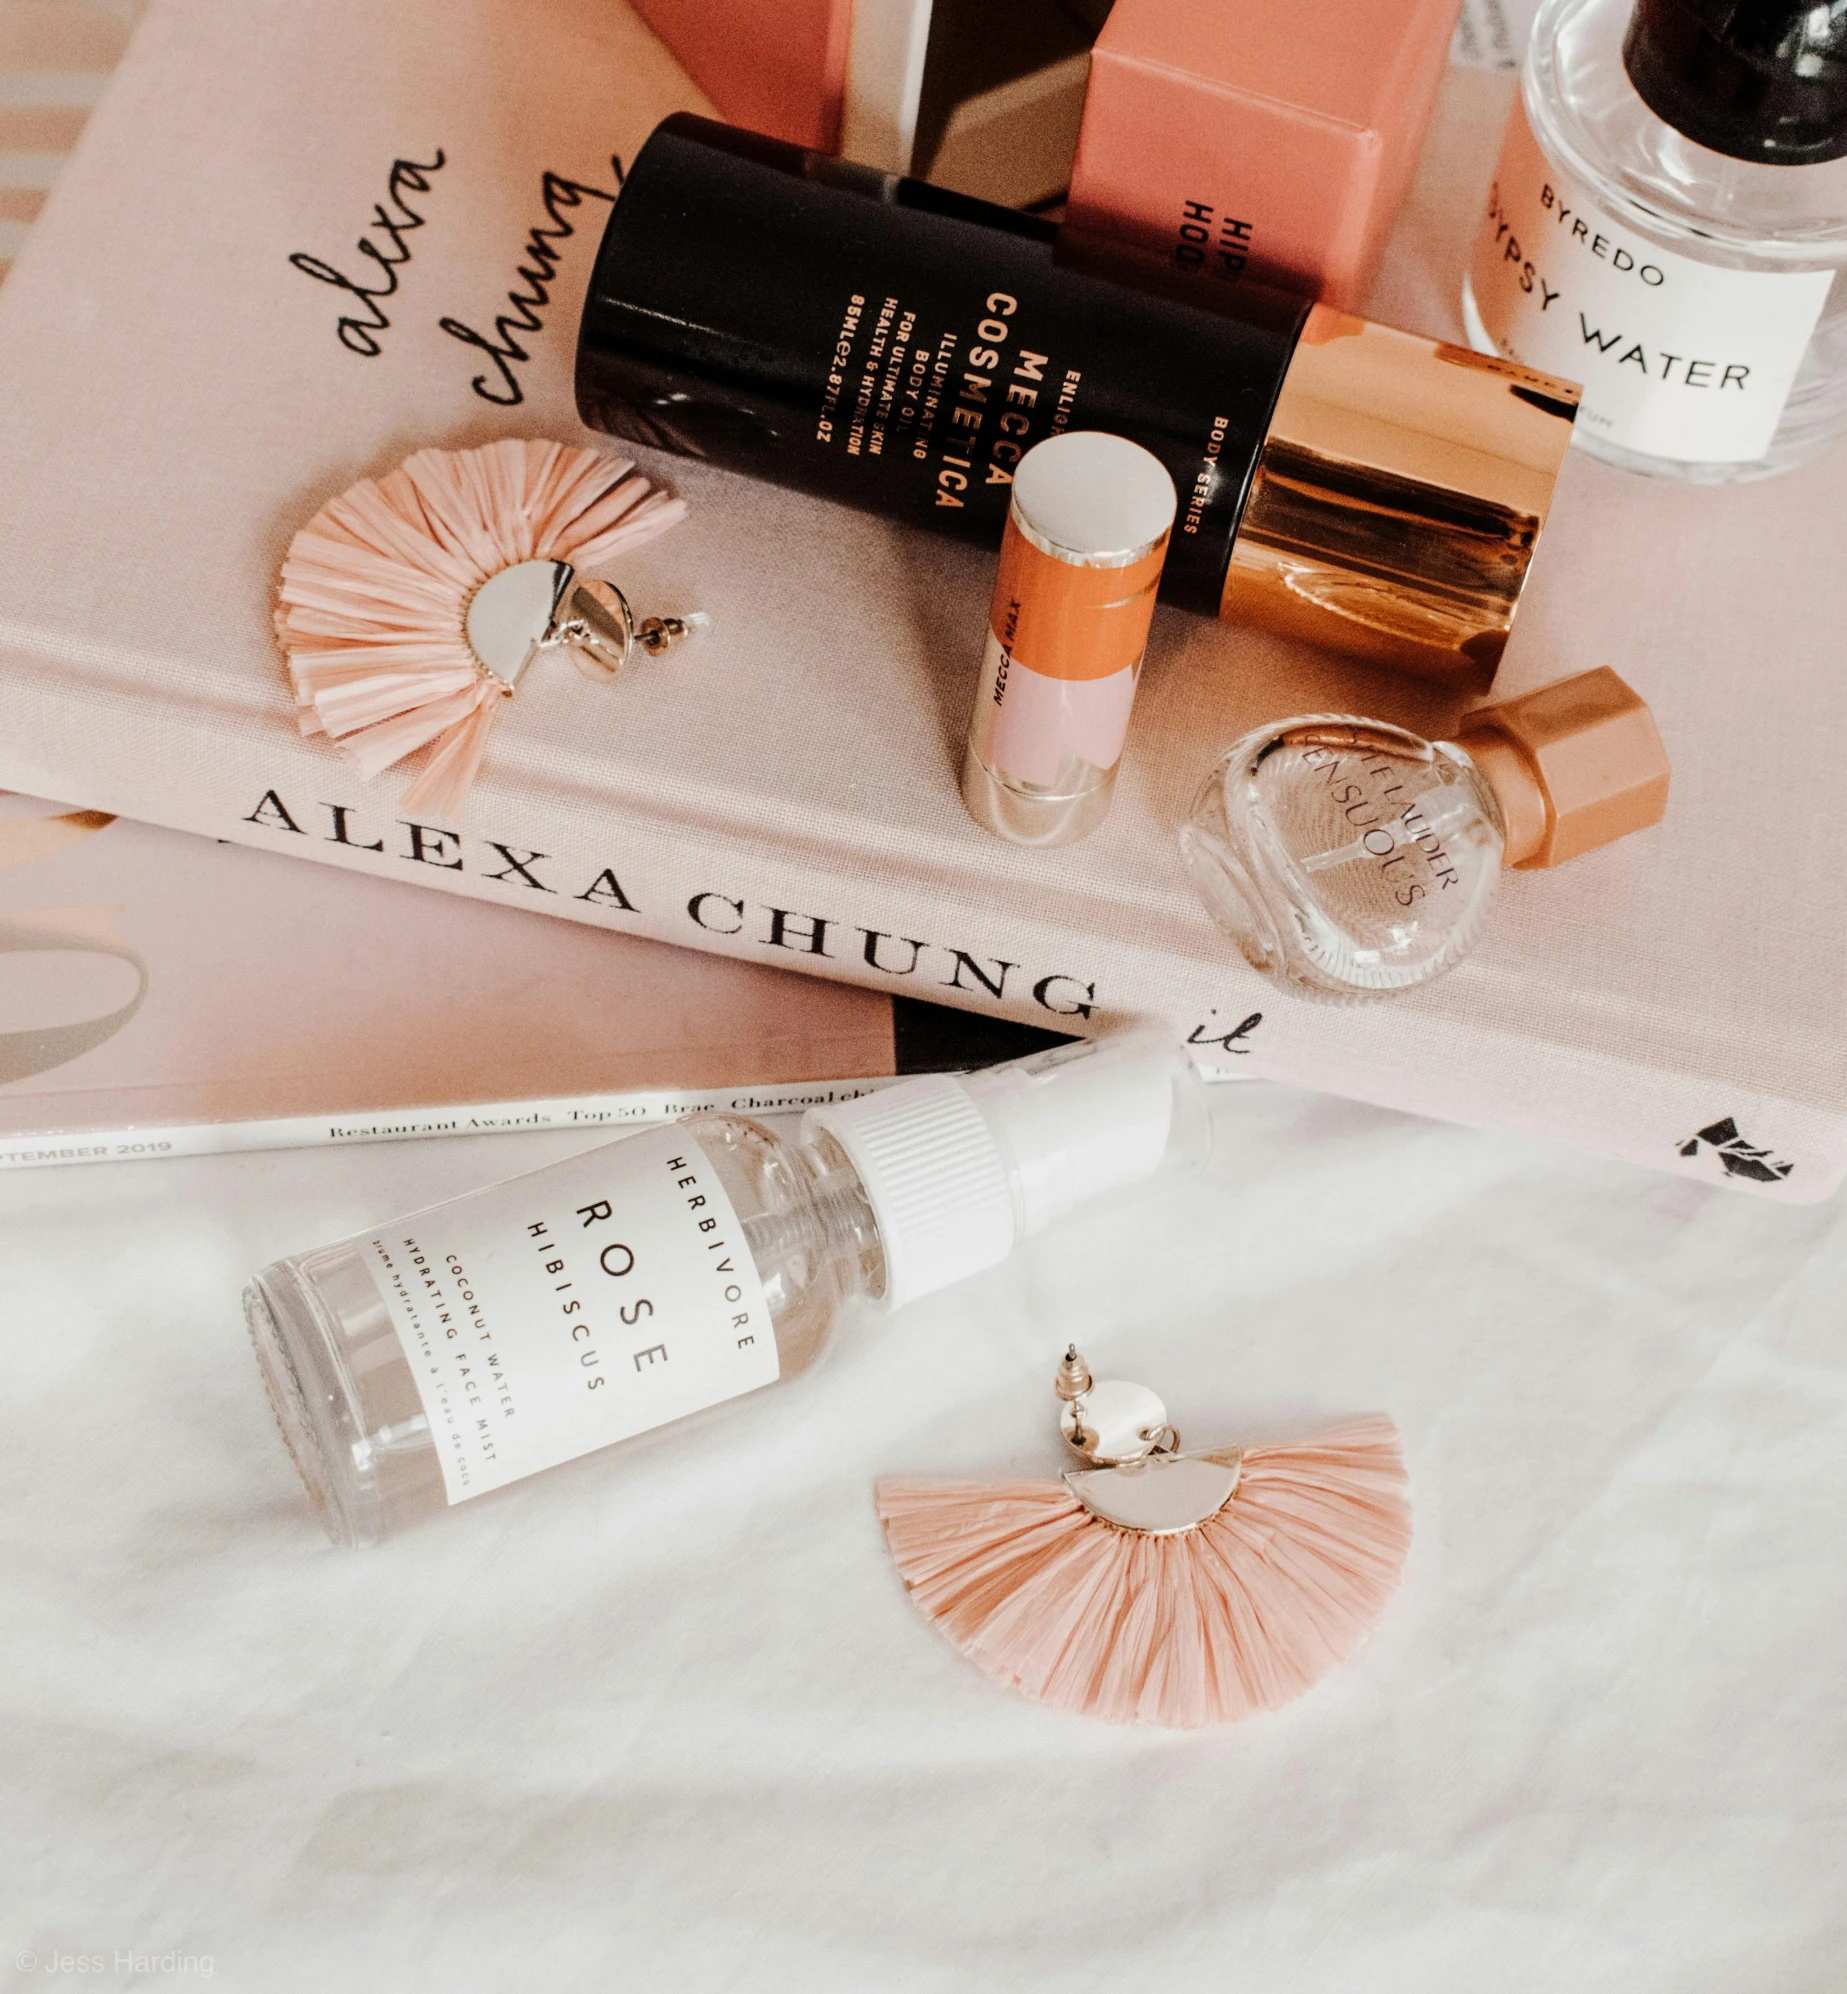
1180;668;1670;1001
1466;0;1847;480
576;114;1582;693
246;1035;1207;1546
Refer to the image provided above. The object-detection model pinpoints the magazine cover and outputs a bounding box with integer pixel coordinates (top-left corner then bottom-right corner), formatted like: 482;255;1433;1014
0;792;1054;1166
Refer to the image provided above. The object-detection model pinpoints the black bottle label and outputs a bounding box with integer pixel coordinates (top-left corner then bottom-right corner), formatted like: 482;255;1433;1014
575;116;1307;613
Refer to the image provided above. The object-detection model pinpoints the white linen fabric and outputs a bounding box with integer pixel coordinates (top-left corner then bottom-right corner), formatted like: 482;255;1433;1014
3;1084;1843;1991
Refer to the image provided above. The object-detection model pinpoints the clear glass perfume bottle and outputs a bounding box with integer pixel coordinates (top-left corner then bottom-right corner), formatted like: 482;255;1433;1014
1179;668;1670;1002
1464;0;1847;480
246;1034;1208;1547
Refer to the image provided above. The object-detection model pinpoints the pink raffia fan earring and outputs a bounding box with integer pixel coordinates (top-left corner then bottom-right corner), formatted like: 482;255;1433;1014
275;438;701;819
877;1349;1412;1728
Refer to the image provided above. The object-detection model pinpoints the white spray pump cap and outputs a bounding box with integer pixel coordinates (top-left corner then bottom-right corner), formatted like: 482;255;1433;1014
802;1030;1204;1311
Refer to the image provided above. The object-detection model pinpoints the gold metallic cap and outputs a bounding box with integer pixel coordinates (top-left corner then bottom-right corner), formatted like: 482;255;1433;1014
1456;666;1670;869
1219;306;1581;694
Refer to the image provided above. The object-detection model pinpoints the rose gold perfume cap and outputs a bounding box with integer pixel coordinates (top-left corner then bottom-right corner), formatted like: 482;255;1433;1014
1219;306;1582;694
1455;667;1670;870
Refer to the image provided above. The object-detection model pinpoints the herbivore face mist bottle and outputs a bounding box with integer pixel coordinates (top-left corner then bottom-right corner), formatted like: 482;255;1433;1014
576;114;1583;694
1180;667;1670;1000
245;1035;1208;1546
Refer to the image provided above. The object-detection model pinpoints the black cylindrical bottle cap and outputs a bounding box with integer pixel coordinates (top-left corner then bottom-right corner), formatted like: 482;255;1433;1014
1624;0;1847;164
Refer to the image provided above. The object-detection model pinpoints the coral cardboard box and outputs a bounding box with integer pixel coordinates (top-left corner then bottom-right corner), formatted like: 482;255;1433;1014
1066;0;1463;309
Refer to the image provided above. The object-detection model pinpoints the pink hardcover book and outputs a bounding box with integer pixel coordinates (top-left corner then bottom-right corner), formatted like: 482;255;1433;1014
0;0;1839;1202
0;793;1048;1167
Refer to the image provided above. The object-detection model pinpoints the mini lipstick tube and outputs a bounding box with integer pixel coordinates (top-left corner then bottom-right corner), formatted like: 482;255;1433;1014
576;114;1582;693
963;432;1174;847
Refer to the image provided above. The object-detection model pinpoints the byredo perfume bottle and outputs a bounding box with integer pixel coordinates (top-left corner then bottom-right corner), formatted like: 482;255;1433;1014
962;432;1175;847
1465;0;1847;480
1180;667;1670;1001
246;1034;1207;1547
577;114;1582;693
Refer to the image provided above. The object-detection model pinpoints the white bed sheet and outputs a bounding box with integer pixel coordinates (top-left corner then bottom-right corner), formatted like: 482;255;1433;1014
4;1082;1843;1991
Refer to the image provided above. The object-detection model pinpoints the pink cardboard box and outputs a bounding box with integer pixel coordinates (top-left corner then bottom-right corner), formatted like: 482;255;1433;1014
1066;0;1463;310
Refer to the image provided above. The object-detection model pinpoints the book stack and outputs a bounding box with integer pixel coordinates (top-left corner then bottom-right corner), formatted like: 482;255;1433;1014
0;0;1840;1202
0;790;1058;1168
0;0;1051;1170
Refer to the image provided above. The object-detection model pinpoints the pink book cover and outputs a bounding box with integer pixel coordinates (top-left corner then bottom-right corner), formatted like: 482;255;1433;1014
0;792;1044;1167
0;0;1838;1204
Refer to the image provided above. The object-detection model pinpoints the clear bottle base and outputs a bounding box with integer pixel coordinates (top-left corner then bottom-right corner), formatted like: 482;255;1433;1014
1461;276;1845;484
1179;775;1423;1006
1180;722;1509;1004
245;1266;379;1549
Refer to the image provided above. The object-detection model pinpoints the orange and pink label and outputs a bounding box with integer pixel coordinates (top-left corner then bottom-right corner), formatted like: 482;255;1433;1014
978;521;1166;788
